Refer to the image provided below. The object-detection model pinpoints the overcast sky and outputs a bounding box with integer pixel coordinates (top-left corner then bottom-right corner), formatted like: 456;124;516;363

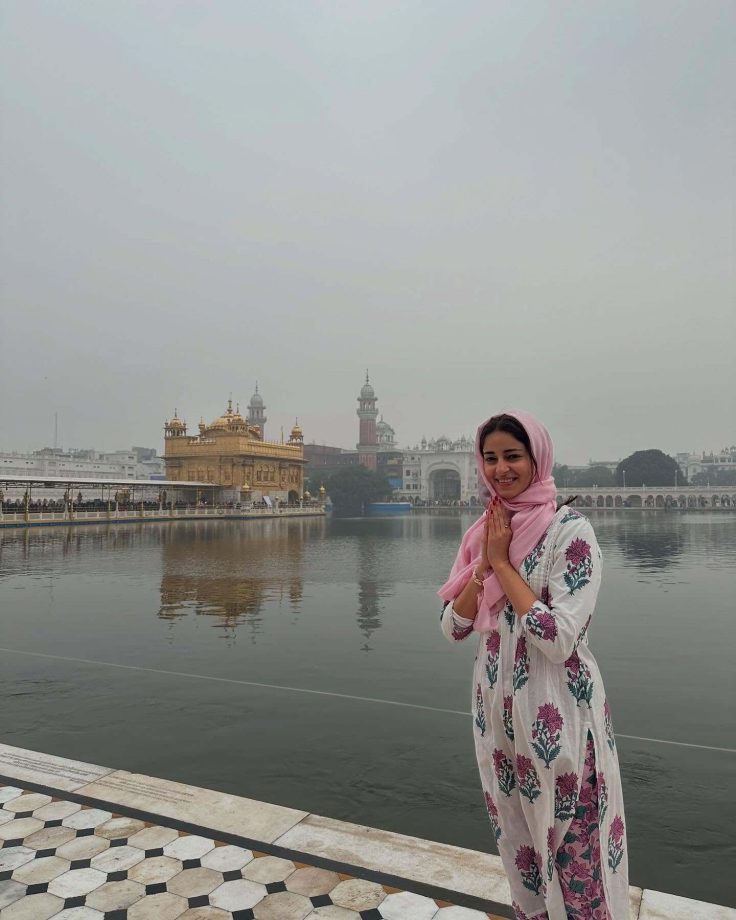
1;1;733;464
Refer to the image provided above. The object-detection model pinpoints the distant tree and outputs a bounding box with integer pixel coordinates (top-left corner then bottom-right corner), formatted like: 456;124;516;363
323;467;392;513
691;468;736;487
553;463;614;488
615;450;687;487
573;465;615;488
552;463;572;487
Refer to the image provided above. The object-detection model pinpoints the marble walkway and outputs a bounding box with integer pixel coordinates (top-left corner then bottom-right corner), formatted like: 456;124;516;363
0;744;732;920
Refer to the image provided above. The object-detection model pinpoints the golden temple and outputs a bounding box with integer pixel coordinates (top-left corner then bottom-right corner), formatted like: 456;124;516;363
164;397;305;502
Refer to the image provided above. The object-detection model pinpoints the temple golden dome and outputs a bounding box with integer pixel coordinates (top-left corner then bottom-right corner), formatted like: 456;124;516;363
166;410;185;429
209;398;248;431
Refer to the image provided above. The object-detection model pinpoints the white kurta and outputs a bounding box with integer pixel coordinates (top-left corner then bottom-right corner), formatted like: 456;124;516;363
441;506;629;920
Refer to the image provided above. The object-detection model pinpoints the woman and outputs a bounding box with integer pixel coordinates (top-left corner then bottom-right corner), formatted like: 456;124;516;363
439;410;629;920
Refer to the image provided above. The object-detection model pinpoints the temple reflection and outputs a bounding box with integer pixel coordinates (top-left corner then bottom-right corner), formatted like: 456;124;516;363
158;518;318;638
354;532;396;652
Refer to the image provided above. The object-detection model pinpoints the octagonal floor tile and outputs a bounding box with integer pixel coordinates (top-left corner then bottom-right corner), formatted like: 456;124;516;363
127;890;188;919
0;879;27;910
286;866;340;897
47;866;107;898
23;824;77;851
3;793;52;813
85;878;146;911
0;846;36;873
167;866;224;898
200;843;253;872
380;889;440;919
53;908;104;919
209;877;268;911
128;854;183;886
253;890;312;920
90;843;145;873
0;892;64;919
242;855;296;884
0;817;43;839
163;834;216;861
330;878;386;911
95;815;146;840
0;787;23;805
304;907;361;920
62;808;112;831
128;824;180;851
12;854;70;885
0;808;13;826
32;800;82;822
55;833;110;861
178;909;231;919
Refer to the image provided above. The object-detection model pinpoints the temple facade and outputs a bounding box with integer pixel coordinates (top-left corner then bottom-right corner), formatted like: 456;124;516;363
163;388;305;503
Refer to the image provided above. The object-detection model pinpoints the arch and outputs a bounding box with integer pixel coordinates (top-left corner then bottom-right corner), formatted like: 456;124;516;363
655;495;665;508
628;494;642;508
614;495;623;508
288;490;299;503
596;495;605;507
605;495;614;507
429;468;461;501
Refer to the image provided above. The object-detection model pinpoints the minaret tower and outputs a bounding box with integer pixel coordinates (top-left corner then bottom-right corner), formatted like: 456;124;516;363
247;382;267;438
356;370;379;471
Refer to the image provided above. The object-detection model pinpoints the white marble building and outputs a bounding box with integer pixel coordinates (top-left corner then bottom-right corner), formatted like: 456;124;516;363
395;435;479;503
0;447;165;498
675;446;736;481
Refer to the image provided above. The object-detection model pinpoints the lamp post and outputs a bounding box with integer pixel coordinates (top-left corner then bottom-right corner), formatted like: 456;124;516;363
622;469;626;489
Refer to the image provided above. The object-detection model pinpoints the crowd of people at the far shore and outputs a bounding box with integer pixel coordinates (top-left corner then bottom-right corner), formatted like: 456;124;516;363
0;495;323;514
409;498;481;507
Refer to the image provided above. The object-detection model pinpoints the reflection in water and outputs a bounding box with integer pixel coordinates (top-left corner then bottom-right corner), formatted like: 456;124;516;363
355;540;393;651
613;516;685;570
159;519;320;638
1;512;735;905
0;522;169;569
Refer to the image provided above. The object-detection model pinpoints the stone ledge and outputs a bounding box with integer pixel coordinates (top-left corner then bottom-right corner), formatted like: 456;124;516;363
1;743;733;919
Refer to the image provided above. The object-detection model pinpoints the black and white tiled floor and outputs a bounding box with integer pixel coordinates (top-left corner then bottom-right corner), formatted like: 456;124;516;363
0;785;504;920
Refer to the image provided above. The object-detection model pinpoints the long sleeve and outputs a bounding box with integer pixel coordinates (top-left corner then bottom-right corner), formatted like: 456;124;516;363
520;516;602;664
440;601;476;643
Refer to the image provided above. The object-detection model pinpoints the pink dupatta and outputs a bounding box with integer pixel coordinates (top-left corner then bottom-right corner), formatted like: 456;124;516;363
438;409;558;632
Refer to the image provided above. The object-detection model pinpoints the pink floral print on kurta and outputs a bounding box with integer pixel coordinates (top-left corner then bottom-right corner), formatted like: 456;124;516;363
555;735;611;919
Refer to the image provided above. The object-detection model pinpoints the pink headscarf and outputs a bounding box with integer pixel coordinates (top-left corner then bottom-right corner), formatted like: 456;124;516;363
438;409;558;632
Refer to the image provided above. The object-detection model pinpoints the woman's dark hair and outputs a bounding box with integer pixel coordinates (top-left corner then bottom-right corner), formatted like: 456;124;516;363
479;413;577;511
479;414;537;472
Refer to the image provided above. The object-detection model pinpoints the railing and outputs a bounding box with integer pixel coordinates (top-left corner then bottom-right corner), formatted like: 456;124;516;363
0;505;326;525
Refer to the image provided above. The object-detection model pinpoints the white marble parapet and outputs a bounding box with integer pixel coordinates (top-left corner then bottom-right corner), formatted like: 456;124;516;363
638;889;736;920
81;769;308;844
0;744;732;919
0;744;113;792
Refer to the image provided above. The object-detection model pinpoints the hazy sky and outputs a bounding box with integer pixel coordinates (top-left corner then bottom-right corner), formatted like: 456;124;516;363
2;1;734;464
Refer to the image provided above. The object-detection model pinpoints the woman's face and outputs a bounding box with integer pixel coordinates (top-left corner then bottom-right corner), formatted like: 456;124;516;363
482;429;535;500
